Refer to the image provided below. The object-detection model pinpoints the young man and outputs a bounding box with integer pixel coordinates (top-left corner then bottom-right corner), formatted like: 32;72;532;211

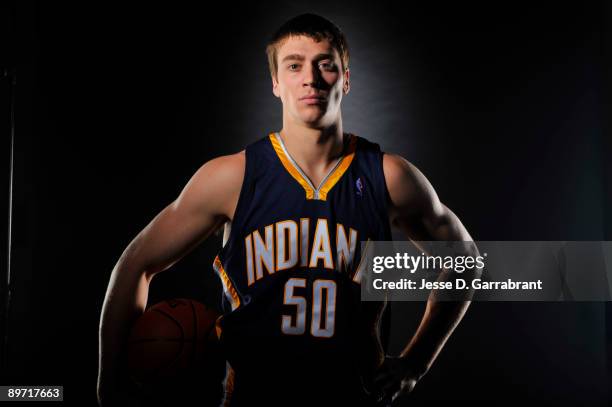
98;13;478;407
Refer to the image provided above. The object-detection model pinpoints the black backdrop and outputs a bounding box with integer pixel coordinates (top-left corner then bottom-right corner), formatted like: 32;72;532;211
2;1;611;406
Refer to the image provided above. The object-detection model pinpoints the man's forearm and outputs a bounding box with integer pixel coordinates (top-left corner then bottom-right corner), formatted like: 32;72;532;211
400;241;482;377
399;299;471;377
97;254;151;404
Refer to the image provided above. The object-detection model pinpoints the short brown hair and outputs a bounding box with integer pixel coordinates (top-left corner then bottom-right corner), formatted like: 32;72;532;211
266;13;350;80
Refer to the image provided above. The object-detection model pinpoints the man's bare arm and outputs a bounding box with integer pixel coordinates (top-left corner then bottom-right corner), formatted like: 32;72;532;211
376;153;481;399
97;152;244;406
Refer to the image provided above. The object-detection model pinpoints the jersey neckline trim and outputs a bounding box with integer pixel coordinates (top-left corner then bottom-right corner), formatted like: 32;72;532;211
268;132;357;201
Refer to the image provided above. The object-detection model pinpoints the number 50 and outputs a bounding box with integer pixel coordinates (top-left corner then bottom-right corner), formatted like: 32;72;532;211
281;278;337;338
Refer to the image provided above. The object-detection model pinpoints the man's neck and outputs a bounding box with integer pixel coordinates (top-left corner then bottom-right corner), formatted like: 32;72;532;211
278;119;346;179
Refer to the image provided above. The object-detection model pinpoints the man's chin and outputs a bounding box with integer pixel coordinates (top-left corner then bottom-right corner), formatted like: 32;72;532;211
299;113;328;127
300;119;328;129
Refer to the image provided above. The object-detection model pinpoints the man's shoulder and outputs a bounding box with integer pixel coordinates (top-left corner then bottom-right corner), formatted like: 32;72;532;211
187;151;246;198
382;152;413;180
179;151;245;220
207;150;245;169
381;152;441;219
196;150;245;184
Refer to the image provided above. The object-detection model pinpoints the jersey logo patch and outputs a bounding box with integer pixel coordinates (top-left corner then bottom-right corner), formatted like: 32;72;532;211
356;177;364;197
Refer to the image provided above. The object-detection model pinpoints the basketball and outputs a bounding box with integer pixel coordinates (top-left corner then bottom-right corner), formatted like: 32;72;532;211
126;298;220;385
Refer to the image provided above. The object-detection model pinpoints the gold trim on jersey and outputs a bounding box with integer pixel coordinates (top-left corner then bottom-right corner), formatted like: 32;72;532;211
215;316;223;340
269;133;315;199
221;361;235;407
213;255;241;310
351;238;371;283
268;132;357;201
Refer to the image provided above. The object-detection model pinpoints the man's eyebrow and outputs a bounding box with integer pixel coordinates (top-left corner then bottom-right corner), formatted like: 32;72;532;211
280;53;336;63
313;53;335;61
281;54;305;63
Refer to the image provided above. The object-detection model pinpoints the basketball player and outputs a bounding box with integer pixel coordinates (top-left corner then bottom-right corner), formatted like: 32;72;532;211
98;13;479;407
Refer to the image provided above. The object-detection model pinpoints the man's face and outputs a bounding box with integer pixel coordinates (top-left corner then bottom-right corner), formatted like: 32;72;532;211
272;35;350;128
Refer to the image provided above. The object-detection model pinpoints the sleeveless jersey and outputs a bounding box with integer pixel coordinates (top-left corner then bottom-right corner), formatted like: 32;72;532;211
212;132;393;406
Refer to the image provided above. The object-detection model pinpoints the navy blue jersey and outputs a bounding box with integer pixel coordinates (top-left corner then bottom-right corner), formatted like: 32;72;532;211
212;132;393;406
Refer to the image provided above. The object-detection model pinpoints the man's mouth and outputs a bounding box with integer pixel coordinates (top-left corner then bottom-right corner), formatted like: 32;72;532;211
300;95;327;104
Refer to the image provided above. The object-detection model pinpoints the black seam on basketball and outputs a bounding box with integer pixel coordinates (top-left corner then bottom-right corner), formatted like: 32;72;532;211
152;307;185;377
153;308;186;337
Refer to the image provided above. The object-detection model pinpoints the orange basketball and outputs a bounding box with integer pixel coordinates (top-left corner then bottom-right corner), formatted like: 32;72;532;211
126;298;220;385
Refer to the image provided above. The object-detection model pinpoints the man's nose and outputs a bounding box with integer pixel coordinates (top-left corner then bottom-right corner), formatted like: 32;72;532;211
302;63;321;87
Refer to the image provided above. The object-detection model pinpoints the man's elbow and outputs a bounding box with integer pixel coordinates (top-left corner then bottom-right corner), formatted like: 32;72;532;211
430;204;475;243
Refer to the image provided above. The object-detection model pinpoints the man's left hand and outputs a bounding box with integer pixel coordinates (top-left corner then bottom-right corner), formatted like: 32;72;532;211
371;355;424;405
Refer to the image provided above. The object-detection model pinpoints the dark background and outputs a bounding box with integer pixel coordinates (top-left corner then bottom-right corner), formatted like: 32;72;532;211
2;1;611;406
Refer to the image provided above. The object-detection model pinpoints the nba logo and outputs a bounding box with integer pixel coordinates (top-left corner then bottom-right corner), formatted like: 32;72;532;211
356;177;364;197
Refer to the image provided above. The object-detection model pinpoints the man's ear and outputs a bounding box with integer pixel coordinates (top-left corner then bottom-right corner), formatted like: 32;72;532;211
343;68;350;95
272;75;280;98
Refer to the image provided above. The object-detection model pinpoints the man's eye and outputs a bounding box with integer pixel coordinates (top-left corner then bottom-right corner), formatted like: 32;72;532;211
288;64;300;71
319;62;335;71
